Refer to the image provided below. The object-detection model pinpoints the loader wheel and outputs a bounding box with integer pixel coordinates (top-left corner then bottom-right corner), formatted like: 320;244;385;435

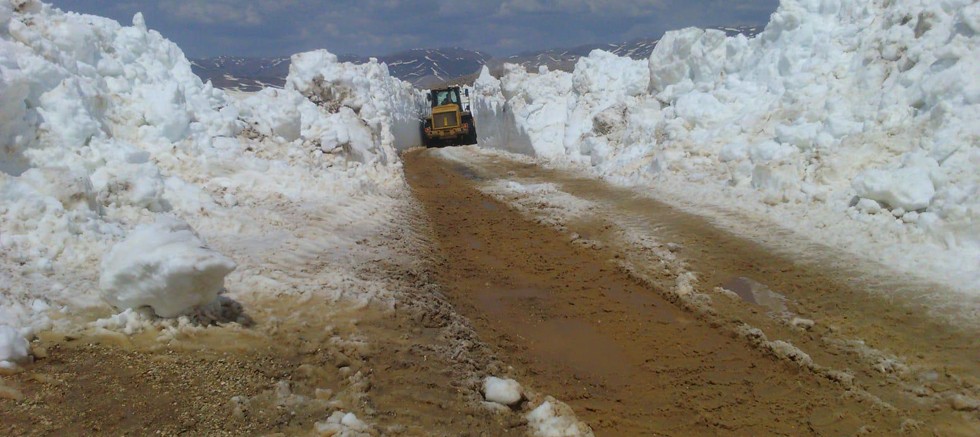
420;121;432;148
466;125;478;145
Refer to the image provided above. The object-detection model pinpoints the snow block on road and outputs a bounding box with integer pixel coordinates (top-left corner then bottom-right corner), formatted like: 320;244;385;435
100;217;236;318
0;325;30;370
483;376;523;406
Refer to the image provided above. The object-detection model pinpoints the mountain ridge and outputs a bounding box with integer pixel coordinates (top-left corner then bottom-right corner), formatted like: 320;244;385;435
191;25;763;91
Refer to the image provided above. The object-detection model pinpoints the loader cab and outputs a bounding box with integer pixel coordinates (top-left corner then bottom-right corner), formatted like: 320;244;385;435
428;87;469;109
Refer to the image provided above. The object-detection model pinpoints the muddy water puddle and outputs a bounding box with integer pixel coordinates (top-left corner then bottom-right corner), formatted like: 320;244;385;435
522;319;633;382
451;163;483;181
719;276;790;315
464;234;484;249
473;286;634;382
601;284;673;317
480;199;498;211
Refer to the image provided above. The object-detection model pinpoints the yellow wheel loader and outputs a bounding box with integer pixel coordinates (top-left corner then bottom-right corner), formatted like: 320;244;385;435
421;86;477;147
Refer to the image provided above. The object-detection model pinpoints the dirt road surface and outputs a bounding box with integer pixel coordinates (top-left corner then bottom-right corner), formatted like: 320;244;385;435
2;146;977;436
403;147;980;436
0;198;521;436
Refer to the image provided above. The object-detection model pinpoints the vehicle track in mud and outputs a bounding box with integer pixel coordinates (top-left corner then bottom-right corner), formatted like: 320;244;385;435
403;148;980;436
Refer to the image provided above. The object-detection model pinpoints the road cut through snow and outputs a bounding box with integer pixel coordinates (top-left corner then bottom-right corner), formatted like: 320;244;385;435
411;146;980;436
0;2;544;435
471;0;980;295
403;148;980;436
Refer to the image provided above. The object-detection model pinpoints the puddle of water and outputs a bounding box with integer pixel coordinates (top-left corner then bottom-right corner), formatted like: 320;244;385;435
527;318;633;381
603;284;677;323
480;200;498;211
452;164;482;181
472;285;634;382
720;277;788;314
463;235;483;250
475;287;548;317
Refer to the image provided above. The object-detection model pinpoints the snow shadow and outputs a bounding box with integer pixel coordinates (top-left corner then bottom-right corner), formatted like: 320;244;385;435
186;295;255;328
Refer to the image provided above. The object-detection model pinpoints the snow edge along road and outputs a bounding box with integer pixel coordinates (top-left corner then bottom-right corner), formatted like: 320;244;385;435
471;0;980;295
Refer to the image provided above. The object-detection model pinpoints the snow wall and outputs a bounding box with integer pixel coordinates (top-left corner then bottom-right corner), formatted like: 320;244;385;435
0;0;421;367
286;50;423;155
473;0;980;291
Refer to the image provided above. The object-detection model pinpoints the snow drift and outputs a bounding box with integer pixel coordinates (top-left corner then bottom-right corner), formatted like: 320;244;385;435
286;50;423;155
473;0;980;292
0;0;421;366
0;324;29;369
99;217;236;318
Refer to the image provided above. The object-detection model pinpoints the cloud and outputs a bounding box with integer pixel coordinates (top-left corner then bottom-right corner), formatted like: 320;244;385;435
498;0;666;16
48;0;778;58
158;0;294;26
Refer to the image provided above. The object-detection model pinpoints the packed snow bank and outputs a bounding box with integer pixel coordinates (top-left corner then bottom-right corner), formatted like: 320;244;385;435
314;411;373;436
474;0;980;292
472;66;536;156
473;64;577;158
0;0;421;366
287;50;423;155
99;217;236;318
526;397;595;437
482;376;523;406
0;325;30;369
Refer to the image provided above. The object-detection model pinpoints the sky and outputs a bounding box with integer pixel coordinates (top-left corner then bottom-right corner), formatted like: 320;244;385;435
47;0;780;58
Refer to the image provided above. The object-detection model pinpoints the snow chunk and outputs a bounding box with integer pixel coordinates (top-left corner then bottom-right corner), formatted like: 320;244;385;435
648;28;730;101
482;376;523;406
314;411;373;436
18;167;97;211
769;340;814;368
0;325;30;370
573;50;649;98
950;394;980;412
99;217;236;318
853;167;936;211
526;397;594;437
719;143;748;162
239;88;303;142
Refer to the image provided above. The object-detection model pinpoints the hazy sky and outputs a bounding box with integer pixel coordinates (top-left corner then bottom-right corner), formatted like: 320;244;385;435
47;0;779;58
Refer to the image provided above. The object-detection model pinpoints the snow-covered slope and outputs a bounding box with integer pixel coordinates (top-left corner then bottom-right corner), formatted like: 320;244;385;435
381;47;491;88
0;0;420;368
191;56;291;91
474;0;980;293
492;26;764;74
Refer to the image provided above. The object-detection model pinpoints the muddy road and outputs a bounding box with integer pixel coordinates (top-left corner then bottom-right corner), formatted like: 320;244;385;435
3;146;976;436
403;147;980;436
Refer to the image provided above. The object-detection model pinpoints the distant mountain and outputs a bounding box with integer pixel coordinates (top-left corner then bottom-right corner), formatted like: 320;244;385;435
378;48;492;88
191;26;763;91
191;56;291;90
191;47;489;91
